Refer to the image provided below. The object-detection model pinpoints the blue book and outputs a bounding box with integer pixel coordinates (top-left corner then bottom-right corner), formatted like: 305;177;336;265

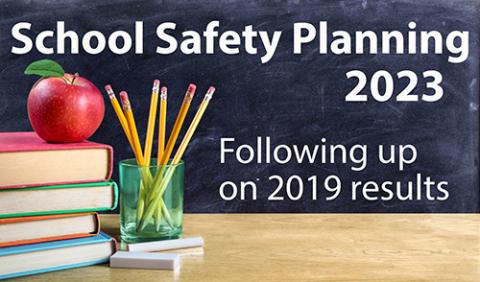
0;232;116;280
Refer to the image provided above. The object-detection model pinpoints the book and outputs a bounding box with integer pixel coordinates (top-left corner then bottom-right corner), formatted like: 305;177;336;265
0;232;117;280
0;213;100;248
0;132;113;189
0;181;118;218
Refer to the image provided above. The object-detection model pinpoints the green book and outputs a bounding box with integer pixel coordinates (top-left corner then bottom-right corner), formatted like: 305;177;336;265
0;181;118;218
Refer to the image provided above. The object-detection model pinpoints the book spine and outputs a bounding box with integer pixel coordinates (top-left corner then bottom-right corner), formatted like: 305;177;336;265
105;145;114;180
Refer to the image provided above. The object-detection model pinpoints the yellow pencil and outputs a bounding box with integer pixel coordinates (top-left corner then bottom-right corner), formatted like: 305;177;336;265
119;91;145;165
140;87;216;230
171;86;215;164
148;83;195;204
154;86;168;228
158;83;197;165
144;80;160;166
157;86;168;165
104;85;134;152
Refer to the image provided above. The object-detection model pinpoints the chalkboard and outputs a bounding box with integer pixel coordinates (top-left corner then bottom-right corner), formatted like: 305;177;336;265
0;0;478;212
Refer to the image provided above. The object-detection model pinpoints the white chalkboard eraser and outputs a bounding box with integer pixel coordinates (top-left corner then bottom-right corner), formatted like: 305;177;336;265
127;236;204;252
110;251;179;270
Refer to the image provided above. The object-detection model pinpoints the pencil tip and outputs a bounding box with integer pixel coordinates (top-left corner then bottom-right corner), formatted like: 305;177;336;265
188;83;197;93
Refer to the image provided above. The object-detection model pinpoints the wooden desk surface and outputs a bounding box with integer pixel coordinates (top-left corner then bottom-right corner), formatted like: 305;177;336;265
10;214;480;281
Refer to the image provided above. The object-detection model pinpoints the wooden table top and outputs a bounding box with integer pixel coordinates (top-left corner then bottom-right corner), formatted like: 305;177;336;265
10;214;480;281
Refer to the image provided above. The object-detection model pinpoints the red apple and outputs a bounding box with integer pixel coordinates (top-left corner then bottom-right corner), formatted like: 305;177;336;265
27;73;105;143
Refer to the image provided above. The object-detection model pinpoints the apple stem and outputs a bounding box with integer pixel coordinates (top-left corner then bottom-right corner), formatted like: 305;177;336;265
71;73;79;85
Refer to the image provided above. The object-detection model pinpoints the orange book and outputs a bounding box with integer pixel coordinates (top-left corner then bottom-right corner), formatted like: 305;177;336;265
0;213;100;247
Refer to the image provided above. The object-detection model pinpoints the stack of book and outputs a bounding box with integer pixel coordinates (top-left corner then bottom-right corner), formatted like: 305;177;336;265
0;132;117;279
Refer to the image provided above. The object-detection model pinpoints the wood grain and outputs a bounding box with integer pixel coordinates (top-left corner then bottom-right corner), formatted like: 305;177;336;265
10;214;480;281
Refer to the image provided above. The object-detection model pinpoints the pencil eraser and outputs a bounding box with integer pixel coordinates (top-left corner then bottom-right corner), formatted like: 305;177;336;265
127;236;204;252
161;86;167;92
207;86;216;94
119;91;129;102
188;83;197;93
110;251;179;270
104;84;113;92
153;79;160;86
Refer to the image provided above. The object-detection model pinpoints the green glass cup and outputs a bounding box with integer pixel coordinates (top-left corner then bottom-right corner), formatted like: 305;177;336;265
119;158;184;243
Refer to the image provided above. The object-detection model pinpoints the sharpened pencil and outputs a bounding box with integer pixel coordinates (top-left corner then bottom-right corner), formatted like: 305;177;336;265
171;87;215;164
157;86;168;165
144;80;160;166
140;86;216;230
119;91;145;165
104;85;135;154
158;84;196;165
